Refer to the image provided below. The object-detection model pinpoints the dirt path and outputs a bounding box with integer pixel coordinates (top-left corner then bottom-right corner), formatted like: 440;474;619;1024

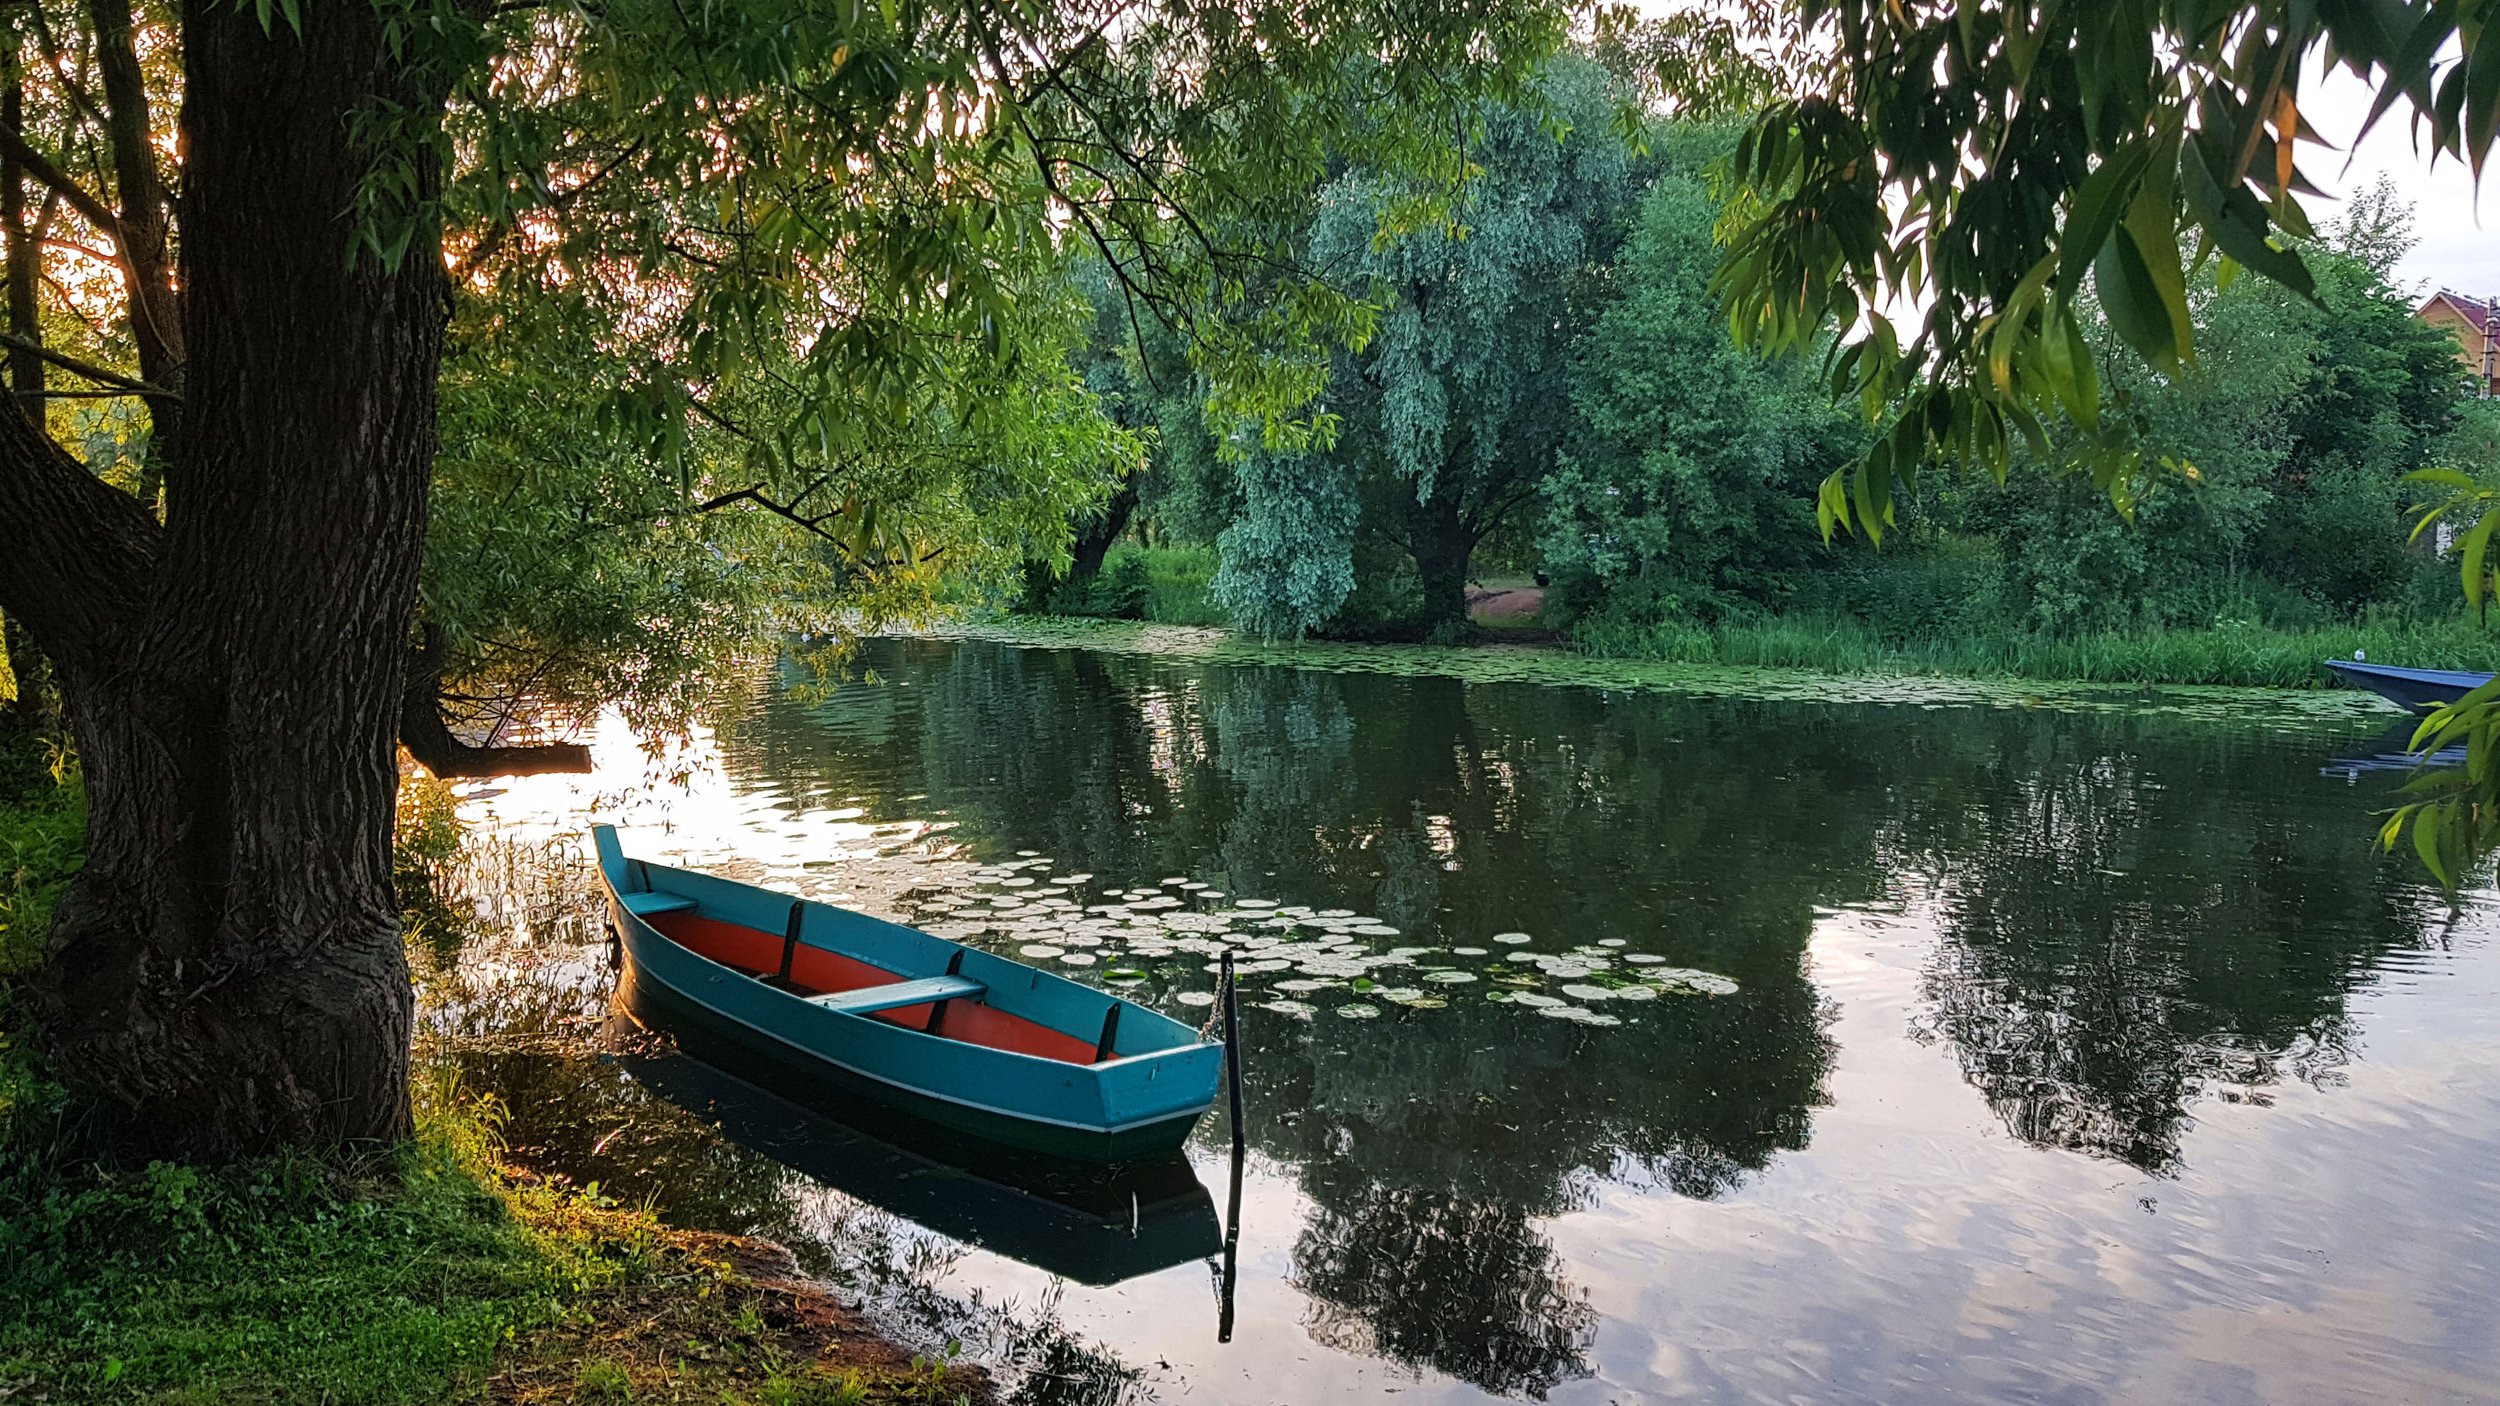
1466;586;1546;623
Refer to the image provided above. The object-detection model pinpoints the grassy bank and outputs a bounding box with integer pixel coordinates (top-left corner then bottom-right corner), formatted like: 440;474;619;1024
1027;544;1225;626
1568;610;2500;689
0;763;983;1406
1028;548;2500;690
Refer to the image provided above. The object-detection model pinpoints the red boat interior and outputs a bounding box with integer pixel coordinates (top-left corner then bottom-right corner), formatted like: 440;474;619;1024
646;912;1103;1065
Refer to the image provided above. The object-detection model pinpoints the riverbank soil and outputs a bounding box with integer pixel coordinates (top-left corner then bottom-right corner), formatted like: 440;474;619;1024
489;1221;992;1405
1466;585;1546;625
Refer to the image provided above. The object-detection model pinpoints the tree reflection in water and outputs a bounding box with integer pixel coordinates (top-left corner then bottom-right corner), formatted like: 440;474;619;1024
431;637;2446;1402
733;642;1852;1396
1887;715;2440;1174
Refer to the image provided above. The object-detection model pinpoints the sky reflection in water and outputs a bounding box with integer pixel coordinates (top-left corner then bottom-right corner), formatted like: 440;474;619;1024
436;637;2500;1405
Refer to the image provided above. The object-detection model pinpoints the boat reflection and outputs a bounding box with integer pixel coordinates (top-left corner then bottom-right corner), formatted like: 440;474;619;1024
2318;716;2466;779
610;972;1224;1287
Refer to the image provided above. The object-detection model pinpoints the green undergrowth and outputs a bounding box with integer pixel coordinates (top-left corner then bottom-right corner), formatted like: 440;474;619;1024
0;770;982;1405
0;742;81;983
1024;544;1224;626
0;1071;644;1403
1566;609;2500;689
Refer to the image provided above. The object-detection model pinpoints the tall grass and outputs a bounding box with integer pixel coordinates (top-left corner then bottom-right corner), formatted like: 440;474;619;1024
1038;544;1226;625
1569;609;2500;688
0;741;80;982
1121;543;1225;625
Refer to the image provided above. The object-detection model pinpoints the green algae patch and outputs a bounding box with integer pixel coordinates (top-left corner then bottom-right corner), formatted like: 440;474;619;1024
918;617;2396;737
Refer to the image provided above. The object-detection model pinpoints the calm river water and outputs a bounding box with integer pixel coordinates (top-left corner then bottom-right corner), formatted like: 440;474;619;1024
431;634;2500;1405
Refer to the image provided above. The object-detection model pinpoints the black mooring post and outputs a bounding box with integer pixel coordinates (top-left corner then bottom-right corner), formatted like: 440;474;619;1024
1220;948;1245;1159
1216;945;1246;1344
1219;1133;1243;1343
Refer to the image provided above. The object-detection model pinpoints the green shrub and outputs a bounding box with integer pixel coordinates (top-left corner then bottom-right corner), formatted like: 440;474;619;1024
0;779;81;981
1096;549;1153;619
1569;607;2500;688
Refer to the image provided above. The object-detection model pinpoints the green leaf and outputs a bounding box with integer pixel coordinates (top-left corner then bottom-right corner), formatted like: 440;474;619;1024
2462;509;2499;608
2412;801;2452;888
2093;221;2180;371
2179;132;2315;299
2057;142;2156;305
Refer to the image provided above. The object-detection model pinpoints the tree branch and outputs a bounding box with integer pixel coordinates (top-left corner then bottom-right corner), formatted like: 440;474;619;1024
87;0;182;445
0;118;118;238
0;330;174;397
398;625;592;778
0;395;158;669
690;481;856;546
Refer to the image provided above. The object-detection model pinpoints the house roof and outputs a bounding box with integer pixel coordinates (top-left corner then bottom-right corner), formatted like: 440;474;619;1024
2422;288;2497;329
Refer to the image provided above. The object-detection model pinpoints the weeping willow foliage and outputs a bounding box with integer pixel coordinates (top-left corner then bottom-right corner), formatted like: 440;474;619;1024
387;0;1577;733
1212;58;1644;636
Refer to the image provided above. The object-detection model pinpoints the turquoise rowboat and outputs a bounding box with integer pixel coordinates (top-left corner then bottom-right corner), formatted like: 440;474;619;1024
592;824;1223;1162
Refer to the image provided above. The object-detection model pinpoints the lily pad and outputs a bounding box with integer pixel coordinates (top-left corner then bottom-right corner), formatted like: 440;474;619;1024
1335;1004;1380;1019
1260;999;1316;1017
1176;991;1218;1007
1648;967;1741;996
1492;932;1532;944
1018;944;1066;959
1509;992;1564;1008
1422;970;1478;985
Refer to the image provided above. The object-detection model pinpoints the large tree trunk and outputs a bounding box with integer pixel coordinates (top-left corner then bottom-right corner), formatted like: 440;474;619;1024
0;5;449;1159
1407;476;1475;636
1068;481;1139;589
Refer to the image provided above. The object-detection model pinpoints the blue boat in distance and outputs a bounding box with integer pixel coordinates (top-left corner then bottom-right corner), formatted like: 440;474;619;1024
593;824;1223;1162
2324;659;2496;713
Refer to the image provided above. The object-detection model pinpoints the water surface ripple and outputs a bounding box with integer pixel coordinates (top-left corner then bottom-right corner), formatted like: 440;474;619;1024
439;637;2500;1405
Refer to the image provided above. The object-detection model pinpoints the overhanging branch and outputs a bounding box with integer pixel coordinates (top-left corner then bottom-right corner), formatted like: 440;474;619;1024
0;120;118;239
692;481;854;546
0;395;158;668
0;331;175;398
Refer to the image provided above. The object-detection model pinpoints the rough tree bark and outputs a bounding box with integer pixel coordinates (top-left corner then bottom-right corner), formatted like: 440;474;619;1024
88;0;184;448
1407;476;1477;636
0;5;450;1158
1067;480;1139;590
2;42;42;405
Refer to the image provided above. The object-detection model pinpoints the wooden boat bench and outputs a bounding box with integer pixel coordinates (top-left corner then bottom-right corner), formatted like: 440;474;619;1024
809;974;985;1015
620;890;699;917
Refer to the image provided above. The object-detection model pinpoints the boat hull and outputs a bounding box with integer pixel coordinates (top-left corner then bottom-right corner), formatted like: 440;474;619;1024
611;977;1223;1283
617;943;1210;1162
2324;659;2495;712
590;829;1222;1166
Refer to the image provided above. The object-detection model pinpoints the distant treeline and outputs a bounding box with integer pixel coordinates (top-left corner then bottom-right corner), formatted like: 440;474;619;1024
1021;53;2497;673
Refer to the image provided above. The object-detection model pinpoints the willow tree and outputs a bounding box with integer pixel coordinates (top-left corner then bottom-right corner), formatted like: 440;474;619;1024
0;0;1568;1159
1211;58;1642;637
